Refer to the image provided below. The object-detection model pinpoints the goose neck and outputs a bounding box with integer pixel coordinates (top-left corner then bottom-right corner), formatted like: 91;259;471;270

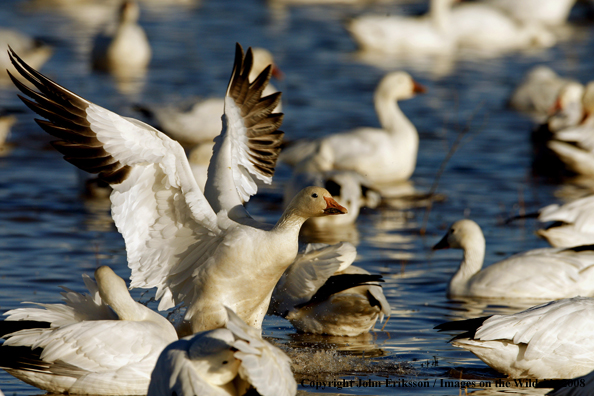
451;240;486;288
273;207;308;232
429;0;452;33
374;92;416;136
99;285;145;321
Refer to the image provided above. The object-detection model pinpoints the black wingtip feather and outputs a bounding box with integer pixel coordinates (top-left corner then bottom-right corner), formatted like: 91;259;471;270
296;273;384;308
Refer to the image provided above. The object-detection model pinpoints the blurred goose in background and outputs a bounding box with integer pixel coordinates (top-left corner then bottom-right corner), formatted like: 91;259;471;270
0;28;52;81
268;242;390;337
435;297;594;378
91;0;151;73
284;141;381;227
347;0;457;55
148;307;296;396
8;44;346;336
281;71;425;187
481;0;577;26
433;219;594;299
509;66;576;123
0;266;178;395
136;47;282;146
0;114;16;156
535;195;594;248
450;2;556;52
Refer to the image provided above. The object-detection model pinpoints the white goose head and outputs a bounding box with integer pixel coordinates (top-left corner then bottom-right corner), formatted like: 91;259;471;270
118;1;140;24
548;82;584;131
251;47;282;81
285;186;347;219
433;219;485;251
94;265;141;321
375;71;425;104
187;329;240;386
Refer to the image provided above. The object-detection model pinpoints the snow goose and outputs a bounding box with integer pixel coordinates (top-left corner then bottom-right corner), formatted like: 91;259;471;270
148;307;296;396
280;71;425;186
284;141;381;226
450;3;556;52
509;66;576;123
347;0;457;55
433;219;594;299
435;297;594;378
481;0;577;26
91;1;151;73
8;44;346;335
268;242;390;337
534;195;594;248
0;266;178;395
0;28;52;81
136;47;282;146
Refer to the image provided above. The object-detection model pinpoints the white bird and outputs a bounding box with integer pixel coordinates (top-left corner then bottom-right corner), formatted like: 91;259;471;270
91;0;151;73
435;297;594;378
147;307;296;396
8;44;347;336
0;266;178;395
481;0;577;26
284;141;381;227
0;28;52;81
268;242;390;337
534;195;594;248
509;66;576;123
449;2;556;53
280;71;425;186
433;219;594;299
545;369;594;395
136;47;282;146
347;0;457;55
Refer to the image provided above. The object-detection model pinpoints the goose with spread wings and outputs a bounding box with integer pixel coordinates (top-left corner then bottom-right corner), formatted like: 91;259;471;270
7;43;347;336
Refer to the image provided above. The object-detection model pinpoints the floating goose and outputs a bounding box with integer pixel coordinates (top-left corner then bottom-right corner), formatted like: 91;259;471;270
284;141;381;226
0;266;178;395
91;0;151;73
433;219;594;299
8;44;346;336
347;0;457;55
535;195;594;248
280;71;424;186
435;297;594;378
136;47;282;146
148;307;296;396
268;242;390;336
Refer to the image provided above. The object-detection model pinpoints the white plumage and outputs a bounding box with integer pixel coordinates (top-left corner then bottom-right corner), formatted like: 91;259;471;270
147;307;296;396
433;219;594;299
536;195;594;248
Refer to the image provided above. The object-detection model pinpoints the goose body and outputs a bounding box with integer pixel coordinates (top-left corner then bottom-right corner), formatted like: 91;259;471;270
347;0;456;55
8;44;346;336
137;48;282;146
269;242;390;336
91;1;151;72
0;266;178;395
280;71;424;186
433;219;594;299
435;297;594;378
536;195;594;248
482;0;577;26
148;307;296;396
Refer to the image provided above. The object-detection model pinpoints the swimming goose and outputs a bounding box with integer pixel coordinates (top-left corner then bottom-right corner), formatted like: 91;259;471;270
137;47;282;146
268;242;390;337
0;28;52;81
433;219;594;299
435;297;594;378
148;307;296;396
284;141;381;226
509;66;576;123
280;71;425;186
535;195;594;248
0;266;178;395
347;0;457;55
8;44;346;335
91;1;151;73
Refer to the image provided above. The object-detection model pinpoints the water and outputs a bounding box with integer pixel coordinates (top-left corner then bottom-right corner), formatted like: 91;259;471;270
1;0;594;395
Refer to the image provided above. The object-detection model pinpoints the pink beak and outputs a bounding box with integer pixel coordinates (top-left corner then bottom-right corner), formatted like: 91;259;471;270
323;196;347;215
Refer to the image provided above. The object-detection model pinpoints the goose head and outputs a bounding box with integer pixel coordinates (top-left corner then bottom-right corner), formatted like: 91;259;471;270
286;186;347;219
187;329;240;386
94;265;140;321
251;47;283;81
433;219;485;251
375;72;425;104
118;1;140;24
548;82;584;131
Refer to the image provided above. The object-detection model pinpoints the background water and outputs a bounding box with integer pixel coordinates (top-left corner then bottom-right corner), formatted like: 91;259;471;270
1;0;594;395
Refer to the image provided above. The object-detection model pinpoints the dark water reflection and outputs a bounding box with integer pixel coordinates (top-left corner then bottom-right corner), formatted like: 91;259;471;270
2;0;594;395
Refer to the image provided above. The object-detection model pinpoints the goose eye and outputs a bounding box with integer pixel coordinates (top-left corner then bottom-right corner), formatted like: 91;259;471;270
222;360;228;365
311;193;318;198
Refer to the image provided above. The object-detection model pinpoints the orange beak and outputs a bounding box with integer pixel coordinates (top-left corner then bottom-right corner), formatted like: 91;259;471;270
549;98;562;115
413;80;426;94
323;196;347;215
271;65;284;80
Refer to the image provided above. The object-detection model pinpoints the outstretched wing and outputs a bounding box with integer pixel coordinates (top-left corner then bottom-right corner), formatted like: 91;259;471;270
204;43;284;217
8;48;221;310
268;242;357;316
